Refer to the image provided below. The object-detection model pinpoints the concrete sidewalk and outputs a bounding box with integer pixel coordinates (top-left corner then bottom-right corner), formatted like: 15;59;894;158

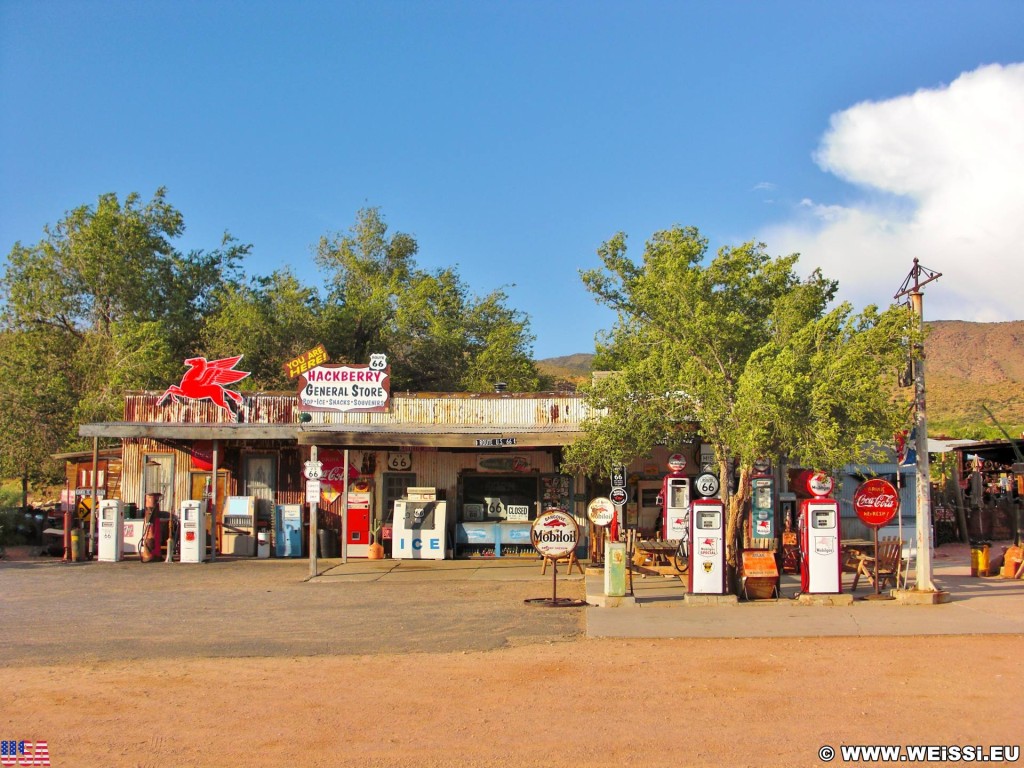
311;556;588;583
585;550;1024;639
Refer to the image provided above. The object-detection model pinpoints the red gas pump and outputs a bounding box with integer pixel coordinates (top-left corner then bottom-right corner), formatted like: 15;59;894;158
799;471;841;594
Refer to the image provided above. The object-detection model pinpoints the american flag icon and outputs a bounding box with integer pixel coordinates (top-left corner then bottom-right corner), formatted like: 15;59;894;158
0;740;50;766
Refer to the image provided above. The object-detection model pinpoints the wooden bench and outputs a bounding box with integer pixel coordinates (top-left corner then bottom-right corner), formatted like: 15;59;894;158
851;536;903;591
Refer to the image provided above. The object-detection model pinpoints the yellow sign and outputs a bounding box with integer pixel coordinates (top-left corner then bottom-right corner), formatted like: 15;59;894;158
283;344;328;379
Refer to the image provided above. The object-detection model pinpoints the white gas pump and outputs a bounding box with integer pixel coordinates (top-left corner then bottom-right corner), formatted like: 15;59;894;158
179;500;207;563
800;498;841;593
688;498;726;594
661;477;690;541
97;499;124;562
393;493;448;560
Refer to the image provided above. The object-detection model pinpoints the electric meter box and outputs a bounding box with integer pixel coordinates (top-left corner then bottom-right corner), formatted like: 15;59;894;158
800;498;841;594
392;498;448;559
688;498;726;594
97;499;124;562
179;500;207;563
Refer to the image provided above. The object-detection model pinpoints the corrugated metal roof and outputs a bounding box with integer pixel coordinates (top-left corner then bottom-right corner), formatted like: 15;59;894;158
81;391;593;448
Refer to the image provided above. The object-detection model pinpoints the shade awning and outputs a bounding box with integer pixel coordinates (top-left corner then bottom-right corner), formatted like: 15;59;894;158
79;422;299;441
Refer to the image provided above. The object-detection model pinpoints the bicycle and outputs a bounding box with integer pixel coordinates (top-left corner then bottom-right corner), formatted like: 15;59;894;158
673;514;690;574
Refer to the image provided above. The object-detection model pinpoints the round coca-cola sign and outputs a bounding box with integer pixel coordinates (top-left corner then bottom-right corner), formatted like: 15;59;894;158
853;478;900;527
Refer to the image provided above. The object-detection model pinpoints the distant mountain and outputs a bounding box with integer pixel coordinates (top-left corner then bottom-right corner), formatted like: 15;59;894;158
535;320;1024;439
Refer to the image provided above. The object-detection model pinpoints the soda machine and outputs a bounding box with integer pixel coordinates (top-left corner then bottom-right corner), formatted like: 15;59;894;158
275;504;303;558
345;488;372;558
221;496;256;556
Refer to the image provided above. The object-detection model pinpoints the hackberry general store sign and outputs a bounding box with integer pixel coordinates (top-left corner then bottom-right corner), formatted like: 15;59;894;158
297;354;391;413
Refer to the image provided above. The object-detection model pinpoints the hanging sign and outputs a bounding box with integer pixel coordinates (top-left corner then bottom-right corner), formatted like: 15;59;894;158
305;479;321;504
853;478;900;527
587;497;615;527
298;354;390;413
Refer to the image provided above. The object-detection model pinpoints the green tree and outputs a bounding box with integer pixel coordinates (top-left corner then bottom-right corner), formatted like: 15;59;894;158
200;269;326;390
0;189;247;485
564;226;915;579
316;207;542;391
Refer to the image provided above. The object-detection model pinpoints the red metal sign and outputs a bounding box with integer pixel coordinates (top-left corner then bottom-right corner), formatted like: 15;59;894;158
853;478;900;527
158;356;251;415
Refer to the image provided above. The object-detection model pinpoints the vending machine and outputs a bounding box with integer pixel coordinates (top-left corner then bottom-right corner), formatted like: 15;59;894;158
179;499;207;563
393;493;448;560
275;504;303;558
97;499;124;562
221;496;256;556
345;489;372;558
688;498;726;594
662;477;690;541
800;498;841;594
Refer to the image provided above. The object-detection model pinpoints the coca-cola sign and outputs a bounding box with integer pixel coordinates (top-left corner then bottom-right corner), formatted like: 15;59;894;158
853;478;900;527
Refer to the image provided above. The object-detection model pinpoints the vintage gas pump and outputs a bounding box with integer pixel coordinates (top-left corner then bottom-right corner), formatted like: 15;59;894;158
688;497;727;594
97;499;124;562
660;453;690;541
179;500;207;563
799;471;841;594
750;472;775;541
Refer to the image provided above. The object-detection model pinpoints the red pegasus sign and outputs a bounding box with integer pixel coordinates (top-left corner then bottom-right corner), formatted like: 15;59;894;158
157;356;251;415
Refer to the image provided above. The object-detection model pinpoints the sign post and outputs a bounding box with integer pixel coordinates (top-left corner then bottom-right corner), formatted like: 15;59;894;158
853;478;900;600
525;509;587;607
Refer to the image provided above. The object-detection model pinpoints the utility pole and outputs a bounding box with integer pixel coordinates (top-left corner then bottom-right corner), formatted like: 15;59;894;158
894;259;941;593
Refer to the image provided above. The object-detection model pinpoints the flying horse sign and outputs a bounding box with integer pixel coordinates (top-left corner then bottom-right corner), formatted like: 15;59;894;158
157;356;251;415
298;354;391;413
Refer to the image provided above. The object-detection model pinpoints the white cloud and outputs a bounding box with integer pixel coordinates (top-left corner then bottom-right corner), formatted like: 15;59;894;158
760;63;1024;322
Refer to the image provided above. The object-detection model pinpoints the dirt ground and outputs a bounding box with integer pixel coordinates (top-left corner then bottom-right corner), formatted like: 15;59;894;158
3;553;1022;767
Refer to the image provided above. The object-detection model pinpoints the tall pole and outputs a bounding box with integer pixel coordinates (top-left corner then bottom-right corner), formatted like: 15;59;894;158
895;258;942;593
910;289;937;591
210;439;219;562
309;444;319;578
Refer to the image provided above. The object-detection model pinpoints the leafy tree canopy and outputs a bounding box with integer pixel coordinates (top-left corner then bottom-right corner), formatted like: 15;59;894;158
564;225;916;568
316;207;543;392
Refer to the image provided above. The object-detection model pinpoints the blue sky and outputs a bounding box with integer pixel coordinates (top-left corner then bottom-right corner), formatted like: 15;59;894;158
3;1;1023;359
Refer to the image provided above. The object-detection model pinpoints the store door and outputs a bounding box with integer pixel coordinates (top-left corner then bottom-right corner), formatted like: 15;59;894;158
243;455;276;529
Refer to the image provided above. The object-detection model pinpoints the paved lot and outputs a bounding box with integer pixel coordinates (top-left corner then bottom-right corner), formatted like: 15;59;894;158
3;542;1021;669
0;556;586;666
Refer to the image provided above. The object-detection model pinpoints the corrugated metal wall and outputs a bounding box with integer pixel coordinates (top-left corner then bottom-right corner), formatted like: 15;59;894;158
124;391;590;427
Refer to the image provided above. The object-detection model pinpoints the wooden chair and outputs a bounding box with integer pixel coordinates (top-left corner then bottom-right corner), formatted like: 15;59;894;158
851;537;903;591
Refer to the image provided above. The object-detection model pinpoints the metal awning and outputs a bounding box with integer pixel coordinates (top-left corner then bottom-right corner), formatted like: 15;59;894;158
78;421;581;448
79;422;299;440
